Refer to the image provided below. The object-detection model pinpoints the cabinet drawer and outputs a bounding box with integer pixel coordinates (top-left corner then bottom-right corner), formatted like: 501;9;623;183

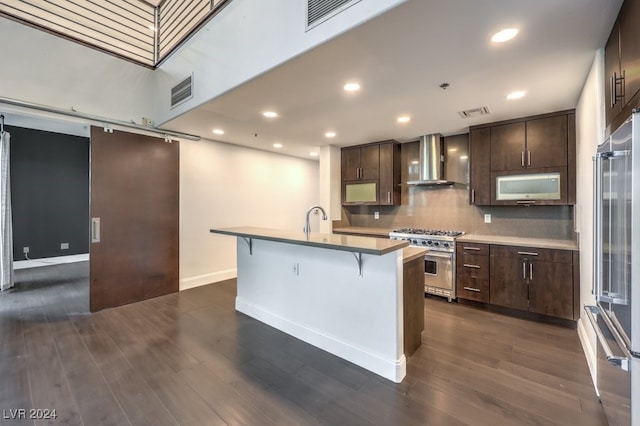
457;254;489;280
457;276;489;302
457;242;489;256
490;245;572;263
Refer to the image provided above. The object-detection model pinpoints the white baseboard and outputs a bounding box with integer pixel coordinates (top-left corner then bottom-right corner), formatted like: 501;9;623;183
236;296;407;383
14;253;90;270
180;269;237;291
577;315;598;392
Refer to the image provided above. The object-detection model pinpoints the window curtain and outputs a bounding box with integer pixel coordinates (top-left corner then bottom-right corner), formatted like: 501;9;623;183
0;130;13;291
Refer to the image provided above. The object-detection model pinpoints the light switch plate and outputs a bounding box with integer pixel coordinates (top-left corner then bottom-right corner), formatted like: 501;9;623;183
484;214;492;224
61;242;70;250
374;212;380;220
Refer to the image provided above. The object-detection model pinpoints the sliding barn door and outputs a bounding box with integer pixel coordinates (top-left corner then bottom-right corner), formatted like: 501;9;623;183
89;127;179;312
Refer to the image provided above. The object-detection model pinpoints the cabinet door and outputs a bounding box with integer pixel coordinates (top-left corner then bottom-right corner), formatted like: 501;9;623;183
526;115;568;168
620;0;640;109
490;122;526;172
470;128;491;205
528;260;574;320
341;147;361;182
378;142;400;205
359;145;380;180
490;255;528;310
605;20;622;130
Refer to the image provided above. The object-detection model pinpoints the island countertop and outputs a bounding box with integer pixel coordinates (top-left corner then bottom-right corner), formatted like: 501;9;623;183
210;226;408;255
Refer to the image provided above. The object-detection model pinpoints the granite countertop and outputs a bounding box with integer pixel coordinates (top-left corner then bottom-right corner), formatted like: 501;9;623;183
332;226;393;238
211;226;408;256
403;247;427;263
458;234;578;251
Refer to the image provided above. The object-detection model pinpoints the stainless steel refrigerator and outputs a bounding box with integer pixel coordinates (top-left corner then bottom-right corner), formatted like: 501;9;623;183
587;110;640;425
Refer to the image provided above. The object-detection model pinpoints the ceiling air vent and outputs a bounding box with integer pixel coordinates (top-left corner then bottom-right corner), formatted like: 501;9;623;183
170;74;193;109
307;0;363;29
458;106;491;118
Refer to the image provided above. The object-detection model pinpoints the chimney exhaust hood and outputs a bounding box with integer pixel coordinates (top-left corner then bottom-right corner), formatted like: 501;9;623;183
404;133;469;186
405;134;451;185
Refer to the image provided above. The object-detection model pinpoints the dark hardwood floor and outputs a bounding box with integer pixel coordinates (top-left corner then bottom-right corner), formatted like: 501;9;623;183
1;263;606;425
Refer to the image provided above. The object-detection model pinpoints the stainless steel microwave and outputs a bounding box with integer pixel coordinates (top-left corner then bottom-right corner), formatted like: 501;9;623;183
495;172;561;201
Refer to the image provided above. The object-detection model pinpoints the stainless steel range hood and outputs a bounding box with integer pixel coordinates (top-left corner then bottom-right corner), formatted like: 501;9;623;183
404;134;469;186
405;134;450;185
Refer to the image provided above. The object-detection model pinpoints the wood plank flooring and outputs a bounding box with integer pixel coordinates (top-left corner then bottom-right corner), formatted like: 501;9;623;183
0;262;606;425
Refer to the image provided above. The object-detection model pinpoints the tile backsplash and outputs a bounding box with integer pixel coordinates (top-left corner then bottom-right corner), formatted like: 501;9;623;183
341;184;575;241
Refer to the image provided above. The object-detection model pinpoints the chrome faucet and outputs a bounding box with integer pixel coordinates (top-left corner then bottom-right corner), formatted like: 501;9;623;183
303;205;328;236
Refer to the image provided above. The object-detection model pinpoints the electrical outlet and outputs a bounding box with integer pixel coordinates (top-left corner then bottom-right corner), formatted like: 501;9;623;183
23;247;29;254
61;242;69;250
484;214;492;224
374;212;380;220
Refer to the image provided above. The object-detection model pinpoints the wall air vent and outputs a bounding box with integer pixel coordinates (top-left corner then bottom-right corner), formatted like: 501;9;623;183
458;106;491;118
170;74;193;109
307;0;363;30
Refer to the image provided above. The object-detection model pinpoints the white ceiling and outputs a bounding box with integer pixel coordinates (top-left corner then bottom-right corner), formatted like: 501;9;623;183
163;0;622;160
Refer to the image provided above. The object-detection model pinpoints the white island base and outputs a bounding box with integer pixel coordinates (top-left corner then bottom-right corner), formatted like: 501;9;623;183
214;227;408;382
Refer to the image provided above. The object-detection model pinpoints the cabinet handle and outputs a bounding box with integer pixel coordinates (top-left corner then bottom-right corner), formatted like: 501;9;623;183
521;151;525;167
516;200;536;205
529;263;533;281
387;191;391;204
527;150;531;167
463;246;481;251
463;264;481;269
471;189;475;204
611;74;616;108
522;261;527;280
517;251;539;256
463;287;481;292
91;218;101;243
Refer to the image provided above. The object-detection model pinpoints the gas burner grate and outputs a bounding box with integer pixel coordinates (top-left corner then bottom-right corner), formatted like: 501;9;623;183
391;228;464;237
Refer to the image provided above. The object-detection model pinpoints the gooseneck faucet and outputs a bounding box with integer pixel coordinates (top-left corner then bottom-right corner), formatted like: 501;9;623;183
303;205;328;236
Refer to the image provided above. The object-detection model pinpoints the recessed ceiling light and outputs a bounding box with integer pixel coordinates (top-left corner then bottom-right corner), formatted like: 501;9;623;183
506;90;526;100
491;28;518;43
343;82;361;92
325;131;336;138
397;115;411;124
310;152;319;157
263;111;279;118
212;128;224;135
273;143;283;148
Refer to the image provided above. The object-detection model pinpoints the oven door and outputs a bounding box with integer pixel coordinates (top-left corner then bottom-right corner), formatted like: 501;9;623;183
424;251;454;293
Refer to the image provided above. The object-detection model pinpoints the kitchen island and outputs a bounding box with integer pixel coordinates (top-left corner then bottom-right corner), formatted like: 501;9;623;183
210;226;411;382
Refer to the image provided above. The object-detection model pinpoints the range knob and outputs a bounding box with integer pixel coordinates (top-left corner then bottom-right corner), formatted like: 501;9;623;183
432;241;440;247
411;239;418;245
426;240;433;245
420;240;428;246
443;242;450;248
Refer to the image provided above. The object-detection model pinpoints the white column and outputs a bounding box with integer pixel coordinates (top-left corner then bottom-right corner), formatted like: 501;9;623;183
319;145;341;233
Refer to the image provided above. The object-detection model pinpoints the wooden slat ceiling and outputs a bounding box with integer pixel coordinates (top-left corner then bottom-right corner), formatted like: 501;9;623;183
0;0;227;67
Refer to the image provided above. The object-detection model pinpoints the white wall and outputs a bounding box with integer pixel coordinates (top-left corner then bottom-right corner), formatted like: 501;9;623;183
153;0;407;124
575;49;605;383
179;138;320;289
0;17;155;124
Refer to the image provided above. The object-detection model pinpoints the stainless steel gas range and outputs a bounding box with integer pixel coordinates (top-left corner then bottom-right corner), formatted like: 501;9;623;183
389;228;465;302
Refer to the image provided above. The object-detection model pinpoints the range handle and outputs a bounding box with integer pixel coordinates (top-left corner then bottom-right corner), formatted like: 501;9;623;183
584;306;630;371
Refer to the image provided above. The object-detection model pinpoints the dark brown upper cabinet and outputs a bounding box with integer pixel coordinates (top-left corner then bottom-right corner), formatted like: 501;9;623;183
470;110;575;206
341;144;380;182
490;115;567;172
605;0;640;134
469;128;491;205
341;140;400;206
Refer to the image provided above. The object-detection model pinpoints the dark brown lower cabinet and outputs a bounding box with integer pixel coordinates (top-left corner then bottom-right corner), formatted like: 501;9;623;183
489;254;529;310
403;257;424;357
458;241;578;321
456;242;490;302
488;245;575;320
